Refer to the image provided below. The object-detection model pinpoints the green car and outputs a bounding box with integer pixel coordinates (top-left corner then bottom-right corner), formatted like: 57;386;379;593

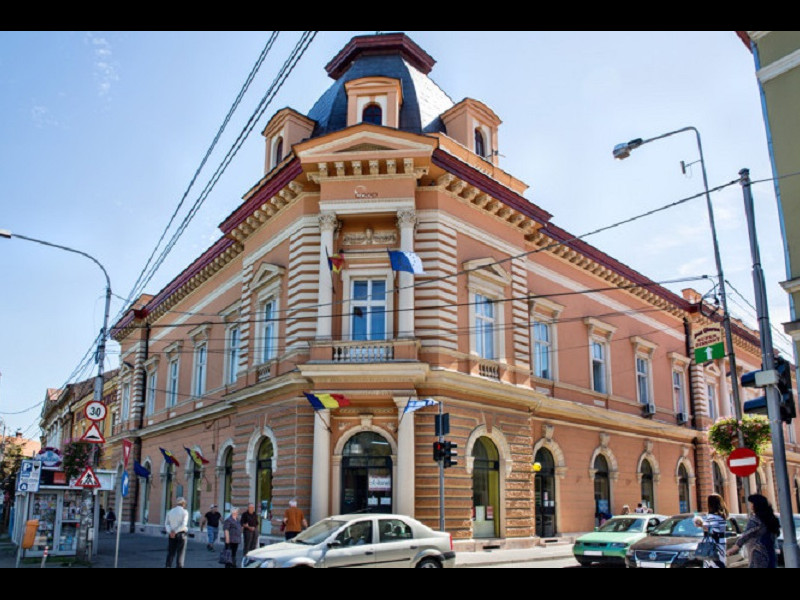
573;514;668;567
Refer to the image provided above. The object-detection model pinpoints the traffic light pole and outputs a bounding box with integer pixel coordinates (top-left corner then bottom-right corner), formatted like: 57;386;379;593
438;401;445;532
739;168;798;568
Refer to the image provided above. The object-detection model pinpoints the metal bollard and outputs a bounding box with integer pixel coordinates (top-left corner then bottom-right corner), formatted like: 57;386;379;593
40;545;48;568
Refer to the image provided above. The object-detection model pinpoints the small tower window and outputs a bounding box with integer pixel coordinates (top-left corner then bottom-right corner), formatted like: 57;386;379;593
274;137;284;167
362;103;382;125
474;128;486;157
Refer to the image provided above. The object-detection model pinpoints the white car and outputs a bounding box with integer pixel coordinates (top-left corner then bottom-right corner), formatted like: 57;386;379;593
243;513;456;568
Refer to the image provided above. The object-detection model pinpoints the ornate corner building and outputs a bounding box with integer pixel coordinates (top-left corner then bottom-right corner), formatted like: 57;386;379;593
98;33;800;548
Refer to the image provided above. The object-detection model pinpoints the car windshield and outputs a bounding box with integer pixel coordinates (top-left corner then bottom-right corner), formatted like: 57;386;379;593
596;517;645;533
650;516;702;537
292;519;347;545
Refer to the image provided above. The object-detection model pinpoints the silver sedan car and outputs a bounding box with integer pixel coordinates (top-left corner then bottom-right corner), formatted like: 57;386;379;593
243;513;456;568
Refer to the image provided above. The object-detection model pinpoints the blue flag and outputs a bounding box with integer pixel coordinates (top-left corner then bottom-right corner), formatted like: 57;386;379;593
134;461;151;479
388;250;425;274
403;397;438;414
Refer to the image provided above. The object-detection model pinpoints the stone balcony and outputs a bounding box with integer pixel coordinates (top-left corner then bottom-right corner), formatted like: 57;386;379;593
309;338;419;363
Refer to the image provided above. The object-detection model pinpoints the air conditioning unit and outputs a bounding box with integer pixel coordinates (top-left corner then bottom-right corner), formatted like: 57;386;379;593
643;403;656;417
676;411;688;425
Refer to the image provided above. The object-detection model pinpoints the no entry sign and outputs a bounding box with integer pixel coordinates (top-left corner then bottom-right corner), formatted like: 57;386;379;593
727;447;760;477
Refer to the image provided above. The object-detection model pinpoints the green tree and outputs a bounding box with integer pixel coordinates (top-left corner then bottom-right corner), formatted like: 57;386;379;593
0;439;24;532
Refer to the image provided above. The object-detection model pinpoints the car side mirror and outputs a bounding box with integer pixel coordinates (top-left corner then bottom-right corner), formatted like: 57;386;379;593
327;540;342;548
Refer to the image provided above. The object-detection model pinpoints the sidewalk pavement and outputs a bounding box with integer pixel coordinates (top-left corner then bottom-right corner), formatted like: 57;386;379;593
0;529;576;568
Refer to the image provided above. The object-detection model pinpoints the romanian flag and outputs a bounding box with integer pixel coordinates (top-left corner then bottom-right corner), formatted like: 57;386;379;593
159;447;180;467
185;447;210;467
304;392;350;410
327;252;345;274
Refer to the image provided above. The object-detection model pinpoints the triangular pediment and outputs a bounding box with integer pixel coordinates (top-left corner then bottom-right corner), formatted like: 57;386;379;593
295;124;436;162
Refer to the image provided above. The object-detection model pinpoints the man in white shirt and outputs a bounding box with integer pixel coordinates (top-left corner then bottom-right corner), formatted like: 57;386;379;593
165;497;189;568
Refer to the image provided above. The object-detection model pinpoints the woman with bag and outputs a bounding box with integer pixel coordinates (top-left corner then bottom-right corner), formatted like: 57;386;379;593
694;493;728;568
222;507;242;568
727;494;780;568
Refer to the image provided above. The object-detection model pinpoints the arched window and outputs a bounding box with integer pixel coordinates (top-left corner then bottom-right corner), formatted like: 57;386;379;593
341;432;393;514
474;128;486;157
678;464;691;513
362;103;382;125
255;438;273;534
472;437;500;538
534;447;557;537
223;448;233;517
594;454;610;526
274;137;284;167
640;460;654;510
712;462;725;498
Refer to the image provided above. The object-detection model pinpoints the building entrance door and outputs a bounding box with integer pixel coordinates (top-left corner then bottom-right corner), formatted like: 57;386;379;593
534;448;556;537
341;432;393;514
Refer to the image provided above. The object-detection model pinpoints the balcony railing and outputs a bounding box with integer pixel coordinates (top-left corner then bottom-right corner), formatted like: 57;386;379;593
309;339;419;363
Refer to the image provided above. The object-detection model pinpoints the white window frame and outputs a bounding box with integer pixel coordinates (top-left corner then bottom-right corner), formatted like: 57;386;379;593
342;268;393;341
669;352;690;418
585;318;616;396
530;298;563;381
532;320;551;379
193;342;207;397
121;380;131;421
474;293;496;360
146;370;157;416
465;259;509;363
167;357;179;408
226;324;240;385
706;382;718;421
261;297;278;363
631;336;657;406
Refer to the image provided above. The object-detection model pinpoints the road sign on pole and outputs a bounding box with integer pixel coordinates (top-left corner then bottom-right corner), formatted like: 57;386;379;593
727;447;760;478
693;325;725;364
79;423;106;444
75;466;101;488
84;401;107;422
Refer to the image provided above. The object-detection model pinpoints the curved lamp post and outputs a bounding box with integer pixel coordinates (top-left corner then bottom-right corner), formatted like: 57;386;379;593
1;229;111;562
612;127;750;504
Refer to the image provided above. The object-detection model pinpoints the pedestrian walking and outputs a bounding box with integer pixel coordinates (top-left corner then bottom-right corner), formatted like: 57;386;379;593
201;504;222;551
165;497;189;568
99;506;106;529
282;499;308;540
634;503;645;514
727;493;780;568
223;507;243;568
621;505;631;515
694;493;728;568
106;507;116;533
240;502;259;555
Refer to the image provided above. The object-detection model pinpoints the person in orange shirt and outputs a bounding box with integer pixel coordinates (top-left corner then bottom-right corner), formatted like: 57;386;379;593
282;499;308;540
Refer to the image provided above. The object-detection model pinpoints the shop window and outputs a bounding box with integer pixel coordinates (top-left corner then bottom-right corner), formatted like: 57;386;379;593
223;448;233;517
640;460;654;510
472;437;500;538
341;432;393;514
255;438;273;535
594;454;611;526
678;464;691;513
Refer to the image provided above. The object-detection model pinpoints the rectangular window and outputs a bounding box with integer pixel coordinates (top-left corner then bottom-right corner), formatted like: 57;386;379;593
673;371;686;414
591;341;607;394
636;357;650;404
167;359;179;407
194;343;207;397
227;326;240;384
121;382;131;421
146;371;157;416
351;280;387;341
262;300;277;362
532;321;551;379
475;294;495;360
707;384;717;421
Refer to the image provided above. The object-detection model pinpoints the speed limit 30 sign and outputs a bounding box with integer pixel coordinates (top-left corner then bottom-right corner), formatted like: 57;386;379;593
84;400;107;422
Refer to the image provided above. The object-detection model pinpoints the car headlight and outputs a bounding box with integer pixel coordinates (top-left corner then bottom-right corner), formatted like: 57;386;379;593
677;551;692;559
259;558;277;569
609;543;627;549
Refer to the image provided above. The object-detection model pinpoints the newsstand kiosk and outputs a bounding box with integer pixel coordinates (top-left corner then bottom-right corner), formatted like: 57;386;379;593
13;460;115;560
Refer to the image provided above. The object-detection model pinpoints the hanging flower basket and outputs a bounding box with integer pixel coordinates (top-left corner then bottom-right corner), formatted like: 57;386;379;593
708;415;771;456
61;440;101;480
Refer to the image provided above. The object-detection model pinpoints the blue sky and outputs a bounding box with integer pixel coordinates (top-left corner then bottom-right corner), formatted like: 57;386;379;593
0;31;791;438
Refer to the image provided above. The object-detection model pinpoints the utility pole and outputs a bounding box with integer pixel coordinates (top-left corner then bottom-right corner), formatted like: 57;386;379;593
739;168;799;568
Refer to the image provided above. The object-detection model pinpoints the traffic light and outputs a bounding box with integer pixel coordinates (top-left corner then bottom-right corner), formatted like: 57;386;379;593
433;441;445;462
741;357;796;423
443;440;458;469
776;356;796;424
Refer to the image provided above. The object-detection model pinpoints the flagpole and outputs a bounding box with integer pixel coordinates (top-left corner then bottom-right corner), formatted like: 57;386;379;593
397;397;412;428
324;246;336;297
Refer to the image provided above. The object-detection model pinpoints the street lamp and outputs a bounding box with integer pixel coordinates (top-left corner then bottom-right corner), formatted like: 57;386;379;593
612;127;750;504
1;229;111;562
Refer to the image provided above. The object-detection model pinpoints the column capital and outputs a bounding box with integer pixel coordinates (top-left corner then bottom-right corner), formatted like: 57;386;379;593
396;209;417;229
319;212;339;232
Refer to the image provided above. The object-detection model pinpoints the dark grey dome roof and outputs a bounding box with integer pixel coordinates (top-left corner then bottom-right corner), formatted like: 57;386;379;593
307;47;455;138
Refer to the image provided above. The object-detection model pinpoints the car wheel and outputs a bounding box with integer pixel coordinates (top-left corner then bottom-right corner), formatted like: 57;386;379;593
575;557;592;567
416;558;442;568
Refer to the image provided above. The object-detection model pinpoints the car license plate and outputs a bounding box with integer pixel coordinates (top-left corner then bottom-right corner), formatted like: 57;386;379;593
584;551;603;556
638;561;667;568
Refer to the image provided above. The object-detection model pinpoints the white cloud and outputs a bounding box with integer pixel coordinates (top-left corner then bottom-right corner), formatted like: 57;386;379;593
30;104;59;128
85;33;119;99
